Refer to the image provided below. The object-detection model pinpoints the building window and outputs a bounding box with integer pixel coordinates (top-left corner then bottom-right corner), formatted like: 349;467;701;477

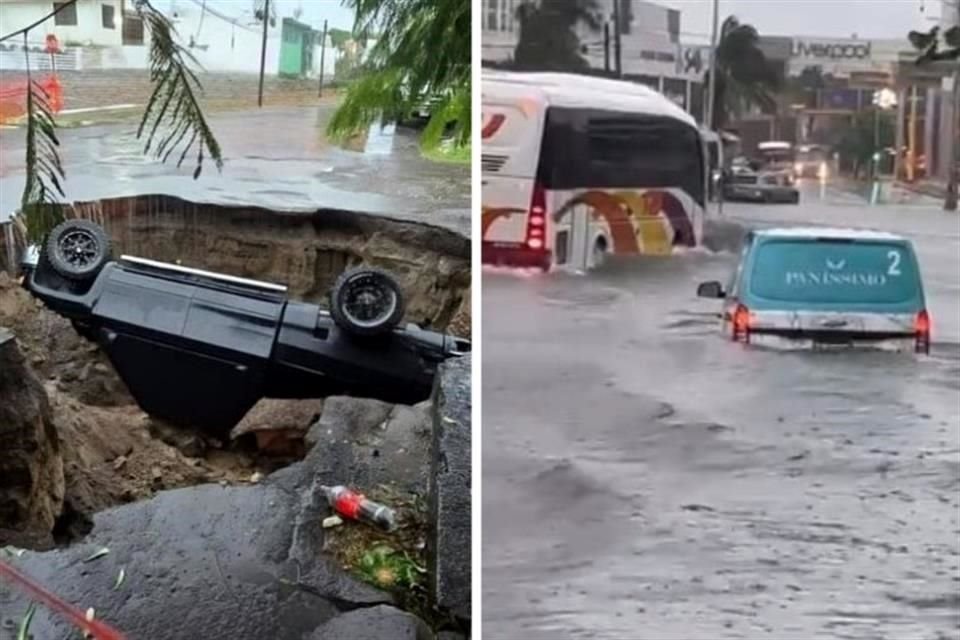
486;0;497;31
620;0;633;35
53;2;78;26
102;4;116;29
500;0;513;32
667;9;680;43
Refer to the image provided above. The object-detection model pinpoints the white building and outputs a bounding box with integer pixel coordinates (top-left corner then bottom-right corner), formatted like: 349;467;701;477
0;0;142;47
0;0;337;77
481;0;704;116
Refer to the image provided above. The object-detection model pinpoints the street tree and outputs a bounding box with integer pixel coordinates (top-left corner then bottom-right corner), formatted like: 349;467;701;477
3;0;222;242
512;0;600;72
705;16;782;130
833;108;895;180
326;0;470;151
908;21;959;210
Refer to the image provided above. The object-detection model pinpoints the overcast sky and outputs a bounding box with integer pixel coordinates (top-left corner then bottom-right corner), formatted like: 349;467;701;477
656;0;946;43
202;0;356;31
196;0;949;43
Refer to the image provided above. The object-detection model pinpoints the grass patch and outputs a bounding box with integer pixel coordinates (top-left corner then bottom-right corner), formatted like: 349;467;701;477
324;485;455;630
422;142;470;165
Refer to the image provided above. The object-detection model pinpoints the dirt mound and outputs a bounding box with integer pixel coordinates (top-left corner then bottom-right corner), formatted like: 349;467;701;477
0;330;64;550
50;390;258;542
0;280;260;549
0;272;133;407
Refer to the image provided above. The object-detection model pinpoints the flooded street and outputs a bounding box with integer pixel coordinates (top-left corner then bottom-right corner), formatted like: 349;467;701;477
0;105;470;235
482;183;960;639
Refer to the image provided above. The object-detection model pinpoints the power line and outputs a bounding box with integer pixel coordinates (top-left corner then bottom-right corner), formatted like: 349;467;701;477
182;0;259;33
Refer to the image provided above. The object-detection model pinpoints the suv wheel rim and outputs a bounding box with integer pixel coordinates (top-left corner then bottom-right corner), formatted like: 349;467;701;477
59;229;99;269
341;275;397;328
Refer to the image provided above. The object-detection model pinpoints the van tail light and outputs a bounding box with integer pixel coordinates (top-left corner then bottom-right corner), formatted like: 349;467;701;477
914;309;931;354
732;303;752;342
526;182;547;250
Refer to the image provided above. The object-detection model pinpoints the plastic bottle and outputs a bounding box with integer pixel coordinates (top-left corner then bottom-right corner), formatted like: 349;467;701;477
321;485;396;531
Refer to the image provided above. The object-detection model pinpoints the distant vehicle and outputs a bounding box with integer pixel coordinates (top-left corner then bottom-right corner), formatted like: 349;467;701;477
723;170;800;204
22;220;470;436
757;140;795;177
794;144;829;180
481;70;708;271
696;227;930;353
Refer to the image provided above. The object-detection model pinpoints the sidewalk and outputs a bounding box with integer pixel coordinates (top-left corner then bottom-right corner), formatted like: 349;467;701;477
895;179;948;199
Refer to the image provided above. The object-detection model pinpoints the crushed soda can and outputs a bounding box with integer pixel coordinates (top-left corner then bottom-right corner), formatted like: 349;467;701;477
321;485;396;532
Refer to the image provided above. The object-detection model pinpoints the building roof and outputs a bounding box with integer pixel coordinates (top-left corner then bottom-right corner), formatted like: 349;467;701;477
482;70;697;127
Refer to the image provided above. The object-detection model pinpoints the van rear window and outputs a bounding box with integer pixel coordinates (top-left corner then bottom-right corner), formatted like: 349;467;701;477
750;240;920;304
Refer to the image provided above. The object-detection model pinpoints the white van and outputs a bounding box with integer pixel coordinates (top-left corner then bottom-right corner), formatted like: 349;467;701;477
481;71;708;271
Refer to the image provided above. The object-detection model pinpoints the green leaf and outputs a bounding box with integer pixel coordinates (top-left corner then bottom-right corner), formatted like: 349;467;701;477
83;546;110;563
16;603;36;640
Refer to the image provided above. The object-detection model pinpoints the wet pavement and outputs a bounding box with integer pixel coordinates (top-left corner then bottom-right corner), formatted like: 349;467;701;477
0;106;470;235
482;182;960;639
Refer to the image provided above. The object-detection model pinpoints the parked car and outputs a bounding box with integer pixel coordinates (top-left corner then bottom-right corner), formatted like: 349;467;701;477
723;169;800;204
696;227;931;353
22;220;470;436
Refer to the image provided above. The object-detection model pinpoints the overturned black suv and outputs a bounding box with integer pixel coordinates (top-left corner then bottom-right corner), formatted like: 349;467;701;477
22;220;469;437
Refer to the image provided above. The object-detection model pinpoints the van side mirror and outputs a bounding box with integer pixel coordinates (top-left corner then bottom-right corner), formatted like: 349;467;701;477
697;281;725;299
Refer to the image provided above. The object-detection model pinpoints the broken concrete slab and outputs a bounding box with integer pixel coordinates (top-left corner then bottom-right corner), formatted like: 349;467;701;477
0;479;394;639
304;397;432;494
307;605;434;640
428;354;471;622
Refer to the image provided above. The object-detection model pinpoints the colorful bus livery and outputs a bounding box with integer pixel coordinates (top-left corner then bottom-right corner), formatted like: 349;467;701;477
481;71;708;271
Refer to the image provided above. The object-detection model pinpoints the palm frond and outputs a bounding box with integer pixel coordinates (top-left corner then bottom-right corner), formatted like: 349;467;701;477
19;33;65;242
136;0;222;178
327;0;470;150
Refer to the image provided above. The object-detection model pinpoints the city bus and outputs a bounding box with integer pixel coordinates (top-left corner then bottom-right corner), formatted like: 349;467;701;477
481;71;708;271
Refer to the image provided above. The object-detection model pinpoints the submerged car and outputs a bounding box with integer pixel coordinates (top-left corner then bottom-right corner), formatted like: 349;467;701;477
22;220;470;436
697;227;930;353
723;170;800;204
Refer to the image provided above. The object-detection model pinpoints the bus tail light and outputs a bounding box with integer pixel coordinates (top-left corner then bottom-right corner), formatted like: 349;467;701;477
526;182;547;250
914;309;931;354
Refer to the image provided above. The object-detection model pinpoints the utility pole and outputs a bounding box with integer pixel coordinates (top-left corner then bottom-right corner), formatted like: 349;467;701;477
705;0;720;130
944;0;960;211
258;0;270;108
612;0;622;77
603;22;611;74
318;19;328;98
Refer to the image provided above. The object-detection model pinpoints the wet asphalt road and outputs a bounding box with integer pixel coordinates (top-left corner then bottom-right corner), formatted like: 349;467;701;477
482;182;960;639
0;106;470;235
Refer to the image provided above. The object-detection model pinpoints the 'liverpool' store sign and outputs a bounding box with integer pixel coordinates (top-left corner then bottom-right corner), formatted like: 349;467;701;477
793;40;872;60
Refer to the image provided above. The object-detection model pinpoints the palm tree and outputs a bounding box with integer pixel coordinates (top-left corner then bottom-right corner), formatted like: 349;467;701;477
705;16;782;130
909;24;960;63
326;0;470;151
512;0;601;72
